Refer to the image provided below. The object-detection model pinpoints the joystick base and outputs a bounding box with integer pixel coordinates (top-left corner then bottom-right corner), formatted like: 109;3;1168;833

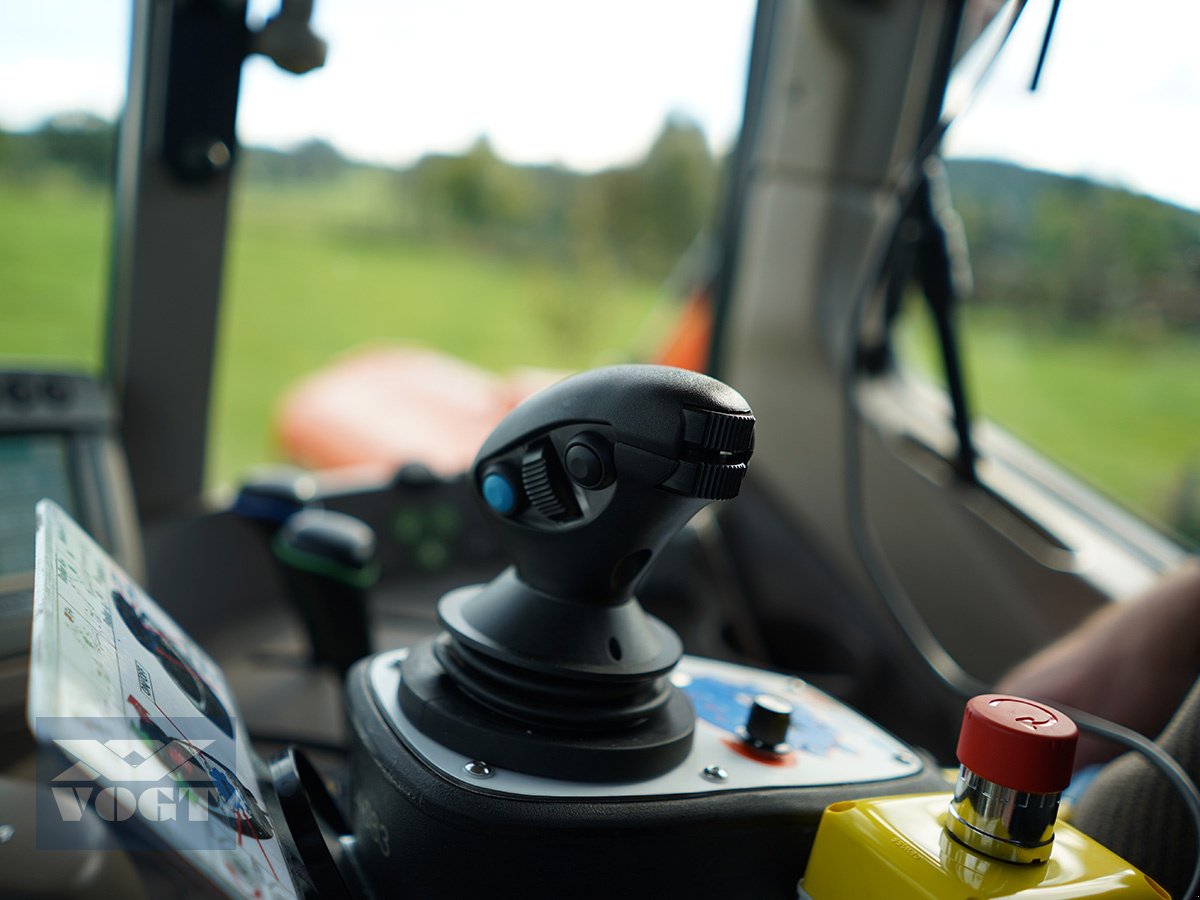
398;638;696;782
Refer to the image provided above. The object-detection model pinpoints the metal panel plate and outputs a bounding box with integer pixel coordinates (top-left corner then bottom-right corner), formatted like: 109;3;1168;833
369;649;922;799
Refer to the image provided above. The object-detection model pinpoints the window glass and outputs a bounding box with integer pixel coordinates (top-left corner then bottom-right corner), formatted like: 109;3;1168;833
0;3;129;372
208;0;755;486
899;0;1200;545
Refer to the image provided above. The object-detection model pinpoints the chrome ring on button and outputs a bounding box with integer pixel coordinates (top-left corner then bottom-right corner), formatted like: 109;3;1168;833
946;765;1061;865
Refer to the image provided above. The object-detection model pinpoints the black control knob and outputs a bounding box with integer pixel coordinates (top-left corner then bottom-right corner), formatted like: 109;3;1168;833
273;509;378;676
741;694;793;754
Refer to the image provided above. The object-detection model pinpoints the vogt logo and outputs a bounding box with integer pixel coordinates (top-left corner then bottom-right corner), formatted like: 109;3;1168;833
50;736;218;824
35;710;273;851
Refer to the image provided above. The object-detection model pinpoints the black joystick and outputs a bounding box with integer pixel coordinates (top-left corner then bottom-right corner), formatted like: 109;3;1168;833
273;509;379;676
399;364;754;781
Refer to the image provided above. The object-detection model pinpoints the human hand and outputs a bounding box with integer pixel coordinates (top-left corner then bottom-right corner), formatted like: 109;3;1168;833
996;559;1200;768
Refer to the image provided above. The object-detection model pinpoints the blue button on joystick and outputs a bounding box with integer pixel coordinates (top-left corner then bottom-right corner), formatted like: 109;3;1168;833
482;472;518;515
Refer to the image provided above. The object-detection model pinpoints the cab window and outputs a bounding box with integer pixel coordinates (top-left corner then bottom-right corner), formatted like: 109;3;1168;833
0;3;130;372
897;0;1200;546
208;0;756;485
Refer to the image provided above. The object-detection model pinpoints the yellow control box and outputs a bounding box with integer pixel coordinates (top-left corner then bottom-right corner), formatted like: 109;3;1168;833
798;794;1168;899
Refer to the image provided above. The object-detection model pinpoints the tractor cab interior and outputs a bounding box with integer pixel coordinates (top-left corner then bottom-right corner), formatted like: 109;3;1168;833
1;0;1198;897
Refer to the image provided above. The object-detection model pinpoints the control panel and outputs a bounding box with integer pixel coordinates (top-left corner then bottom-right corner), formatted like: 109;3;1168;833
370;648;923;799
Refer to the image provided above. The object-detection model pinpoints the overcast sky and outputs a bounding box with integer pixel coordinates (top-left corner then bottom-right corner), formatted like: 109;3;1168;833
0;0;755;171
1;0;1196;208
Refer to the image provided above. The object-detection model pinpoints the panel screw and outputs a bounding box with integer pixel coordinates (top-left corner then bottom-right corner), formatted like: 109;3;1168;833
464;760;494;778
702;765;729;782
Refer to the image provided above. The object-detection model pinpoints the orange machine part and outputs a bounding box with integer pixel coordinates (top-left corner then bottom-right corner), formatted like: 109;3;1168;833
274;292;715;474
274;346;560;476
653;290;713;373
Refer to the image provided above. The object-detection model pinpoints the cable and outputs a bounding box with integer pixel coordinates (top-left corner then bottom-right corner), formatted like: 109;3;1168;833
250;731;348;756
1029;0;1062;91
835;110;1200;900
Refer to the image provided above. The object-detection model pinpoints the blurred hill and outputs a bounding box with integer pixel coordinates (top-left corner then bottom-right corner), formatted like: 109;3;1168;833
945;159;1200;328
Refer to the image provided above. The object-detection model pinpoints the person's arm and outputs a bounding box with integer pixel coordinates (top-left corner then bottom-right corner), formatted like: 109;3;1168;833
996;559;1200;768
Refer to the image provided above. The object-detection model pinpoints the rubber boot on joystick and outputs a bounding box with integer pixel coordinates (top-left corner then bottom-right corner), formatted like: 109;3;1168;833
398;364;755;782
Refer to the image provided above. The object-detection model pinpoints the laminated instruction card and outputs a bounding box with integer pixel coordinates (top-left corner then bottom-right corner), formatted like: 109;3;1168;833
27;499;297;898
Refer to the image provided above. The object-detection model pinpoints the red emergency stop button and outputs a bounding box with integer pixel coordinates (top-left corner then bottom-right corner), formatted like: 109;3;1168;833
956;694;1079;794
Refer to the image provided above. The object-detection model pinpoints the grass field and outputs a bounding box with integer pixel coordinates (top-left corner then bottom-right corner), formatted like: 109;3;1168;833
2;177;1197;541
899;307;1200;539
0;174;671;486
0;178;110;371
212;170;670;484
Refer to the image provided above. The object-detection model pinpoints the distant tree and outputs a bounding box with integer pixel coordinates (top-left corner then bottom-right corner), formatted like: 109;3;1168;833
32;112;115;183
288;138;347;180
240;139;351;184
411;137;534;231
578;115;718;275
636;114;718;254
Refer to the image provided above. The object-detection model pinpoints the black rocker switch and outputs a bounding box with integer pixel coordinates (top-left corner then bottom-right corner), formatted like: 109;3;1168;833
232;464;318;539
273;509;379;676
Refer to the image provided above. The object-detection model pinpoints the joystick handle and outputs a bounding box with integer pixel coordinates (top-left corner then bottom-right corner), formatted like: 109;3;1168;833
273;509;379;675
400;365;755;780
471;364;754;606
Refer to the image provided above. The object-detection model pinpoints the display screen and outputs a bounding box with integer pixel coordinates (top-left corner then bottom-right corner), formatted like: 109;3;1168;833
0;434;77;578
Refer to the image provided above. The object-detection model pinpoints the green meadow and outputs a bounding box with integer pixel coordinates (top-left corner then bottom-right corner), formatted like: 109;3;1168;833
0;178;111;370
2;176;1197;543
899;308;1200;540
212;171;672;483
0;174;670;486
